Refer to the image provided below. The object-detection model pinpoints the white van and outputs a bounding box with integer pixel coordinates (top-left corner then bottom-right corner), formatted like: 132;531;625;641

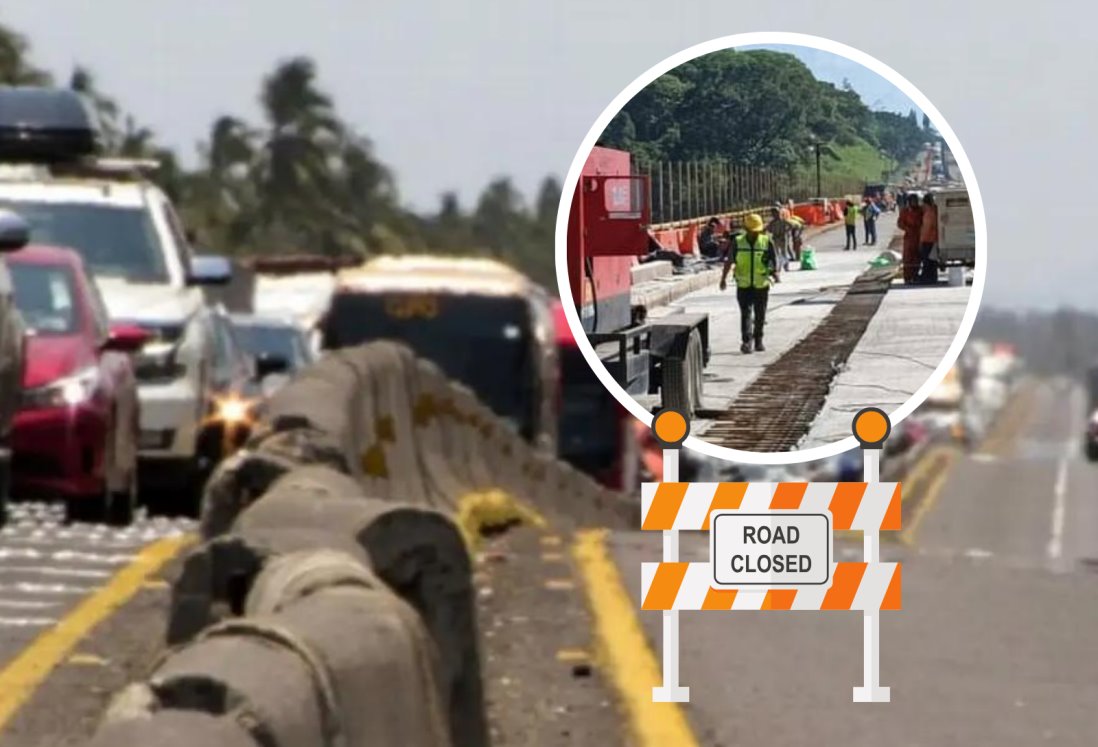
934;188;975;267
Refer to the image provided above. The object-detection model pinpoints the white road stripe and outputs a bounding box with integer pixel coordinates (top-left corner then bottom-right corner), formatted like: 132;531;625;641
0;565;112;579
0;598;59;610
0;548;135;564
0;616;55;627
1047;455;1069;562
0;582;92;595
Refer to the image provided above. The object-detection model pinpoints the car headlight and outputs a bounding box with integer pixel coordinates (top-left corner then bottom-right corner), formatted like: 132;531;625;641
22;366;98;409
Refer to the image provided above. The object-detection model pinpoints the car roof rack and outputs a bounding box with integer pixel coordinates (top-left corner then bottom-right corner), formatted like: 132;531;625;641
0;87;101;163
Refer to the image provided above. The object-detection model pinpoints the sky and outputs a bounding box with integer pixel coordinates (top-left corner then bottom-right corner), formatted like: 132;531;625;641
746;44;924;117
1;1;1094;311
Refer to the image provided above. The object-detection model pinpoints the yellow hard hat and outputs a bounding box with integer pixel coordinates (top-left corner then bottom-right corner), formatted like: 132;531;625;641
744;213;765;232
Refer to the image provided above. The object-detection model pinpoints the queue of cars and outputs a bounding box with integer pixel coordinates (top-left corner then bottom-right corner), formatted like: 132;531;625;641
0;85;315;525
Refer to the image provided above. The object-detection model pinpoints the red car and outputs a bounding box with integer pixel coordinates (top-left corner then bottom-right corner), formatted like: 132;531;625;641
8;246;148;525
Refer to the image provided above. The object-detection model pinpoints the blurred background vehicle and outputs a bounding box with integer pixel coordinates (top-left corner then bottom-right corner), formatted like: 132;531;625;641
0;210;31;524
8;245;147;525
1084;410;1098;462
318;256;559;451
551;300;639;492
228;313;315;397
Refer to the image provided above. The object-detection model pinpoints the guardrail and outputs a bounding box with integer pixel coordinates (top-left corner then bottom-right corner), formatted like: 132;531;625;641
84;341;634;747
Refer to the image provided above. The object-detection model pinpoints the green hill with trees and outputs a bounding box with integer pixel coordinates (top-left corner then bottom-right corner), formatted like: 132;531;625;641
602;49;927;183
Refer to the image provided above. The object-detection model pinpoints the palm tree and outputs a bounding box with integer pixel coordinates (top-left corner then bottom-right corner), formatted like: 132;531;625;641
69;66;121;149
0;23;51;85
257;56;343;232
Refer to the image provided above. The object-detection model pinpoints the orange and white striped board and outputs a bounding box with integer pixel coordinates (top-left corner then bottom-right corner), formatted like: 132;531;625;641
641;482;901;532
641;561;902;611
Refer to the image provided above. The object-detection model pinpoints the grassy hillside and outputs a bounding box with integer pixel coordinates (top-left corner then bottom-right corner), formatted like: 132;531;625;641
798;140;894;185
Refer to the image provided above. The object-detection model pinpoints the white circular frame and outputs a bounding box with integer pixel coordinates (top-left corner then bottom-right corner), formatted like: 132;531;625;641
554;31;987;465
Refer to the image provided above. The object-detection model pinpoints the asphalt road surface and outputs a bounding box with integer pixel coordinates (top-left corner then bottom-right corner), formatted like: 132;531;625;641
614;377;1098;746
2;378;1095;747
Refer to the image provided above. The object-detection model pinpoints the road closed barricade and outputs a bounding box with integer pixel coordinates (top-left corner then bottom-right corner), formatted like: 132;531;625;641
643;407;902;703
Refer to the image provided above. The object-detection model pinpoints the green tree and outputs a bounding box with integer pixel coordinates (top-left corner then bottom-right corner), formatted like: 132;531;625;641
0;23;50;84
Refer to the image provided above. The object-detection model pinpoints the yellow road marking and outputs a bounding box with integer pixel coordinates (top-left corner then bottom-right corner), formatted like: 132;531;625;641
573;530;698;747
977;380;1038;457
141;579;169;590
901;449;957;546
0;535;192;731
455;489;545;550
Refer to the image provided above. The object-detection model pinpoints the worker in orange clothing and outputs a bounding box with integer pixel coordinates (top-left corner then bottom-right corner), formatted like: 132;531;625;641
896;194;923;284
918;192;940;284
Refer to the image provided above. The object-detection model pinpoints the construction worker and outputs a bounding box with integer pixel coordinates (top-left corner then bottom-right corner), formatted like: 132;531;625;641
789;213;806;262
719;213;779;354
897;193;923;284
697;217;724;259
843;198;860;250
766;205;796;271
863;197;880;246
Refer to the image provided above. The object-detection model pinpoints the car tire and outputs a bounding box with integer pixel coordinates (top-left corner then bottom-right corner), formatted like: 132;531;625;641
0;453;10;528
64;493;103;525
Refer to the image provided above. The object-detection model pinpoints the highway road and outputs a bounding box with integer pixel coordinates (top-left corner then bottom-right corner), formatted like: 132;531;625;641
1;378;1094;747
0;506;190;746
610;377;1098;745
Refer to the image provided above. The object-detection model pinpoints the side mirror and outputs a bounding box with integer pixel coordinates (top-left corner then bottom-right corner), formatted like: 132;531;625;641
255;352;290;380
0;210;30;252
186;254;232;287
102;323;150;353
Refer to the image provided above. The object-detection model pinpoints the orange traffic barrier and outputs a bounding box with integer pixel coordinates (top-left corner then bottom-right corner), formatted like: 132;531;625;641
640;561;902;611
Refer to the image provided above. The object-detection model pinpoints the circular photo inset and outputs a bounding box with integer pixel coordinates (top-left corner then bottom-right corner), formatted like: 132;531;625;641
555;33;985;464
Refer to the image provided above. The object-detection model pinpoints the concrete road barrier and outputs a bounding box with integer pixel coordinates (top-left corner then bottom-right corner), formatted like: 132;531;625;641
89;340;631;747
88;710;262;747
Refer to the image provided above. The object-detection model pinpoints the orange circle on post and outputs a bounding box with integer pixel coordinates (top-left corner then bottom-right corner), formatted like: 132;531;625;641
653;410;688;444
853;409;889;444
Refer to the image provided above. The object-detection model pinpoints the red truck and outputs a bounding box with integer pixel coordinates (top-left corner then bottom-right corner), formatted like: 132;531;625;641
566;146;710;417
552;300;642;492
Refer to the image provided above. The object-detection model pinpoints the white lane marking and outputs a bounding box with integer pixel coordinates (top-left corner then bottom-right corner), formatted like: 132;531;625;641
1047;456;1069;562
0;599;59;610
971;453;999;463
0;582;94;595
0;616;55;627
963;548;993;559
0;565;112;579
0;548;135;564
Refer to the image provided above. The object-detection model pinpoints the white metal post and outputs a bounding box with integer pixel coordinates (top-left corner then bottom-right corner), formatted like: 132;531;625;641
653;447;689;702
853;447;890;702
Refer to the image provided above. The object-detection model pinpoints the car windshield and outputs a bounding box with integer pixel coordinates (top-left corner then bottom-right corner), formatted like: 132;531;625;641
232;322;310;371
322;291;538;438
9;263;79;335
0;199;168;283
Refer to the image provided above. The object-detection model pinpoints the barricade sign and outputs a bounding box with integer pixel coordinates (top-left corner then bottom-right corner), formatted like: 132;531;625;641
645;407;901;703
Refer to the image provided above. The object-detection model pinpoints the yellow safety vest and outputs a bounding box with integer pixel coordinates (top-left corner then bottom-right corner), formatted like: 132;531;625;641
733;234;772;289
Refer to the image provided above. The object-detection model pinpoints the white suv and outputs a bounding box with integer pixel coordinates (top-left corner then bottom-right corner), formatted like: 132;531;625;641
0;161;232;513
